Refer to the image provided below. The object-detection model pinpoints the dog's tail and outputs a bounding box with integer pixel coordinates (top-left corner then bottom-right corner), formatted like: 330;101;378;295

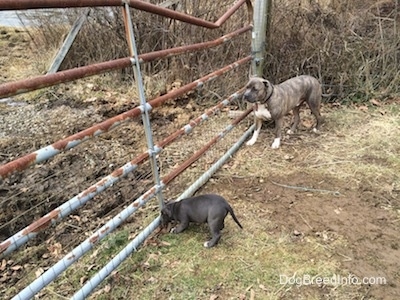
228;206;243;229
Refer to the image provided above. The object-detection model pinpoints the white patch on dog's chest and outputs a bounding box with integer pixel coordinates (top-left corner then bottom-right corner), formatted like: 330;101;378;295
254;104;272;120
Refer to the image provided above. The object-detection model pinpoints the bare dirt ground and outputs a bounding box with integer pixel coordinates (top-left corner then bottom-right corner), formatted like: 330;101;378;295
0;26;399;299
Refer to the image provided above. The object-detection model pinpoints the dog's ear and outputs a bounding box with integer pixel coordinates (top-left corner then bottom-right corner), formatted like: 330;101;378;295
261;79;270;90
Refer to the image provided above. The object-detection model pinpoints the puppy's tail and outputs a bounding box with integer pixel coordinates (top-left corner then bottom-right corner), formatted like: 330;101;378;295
228;206;243;229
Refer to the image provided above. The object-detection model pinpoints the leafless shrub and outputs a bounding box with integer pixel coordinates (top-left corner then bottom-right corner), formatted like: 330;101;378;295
266;0;400;101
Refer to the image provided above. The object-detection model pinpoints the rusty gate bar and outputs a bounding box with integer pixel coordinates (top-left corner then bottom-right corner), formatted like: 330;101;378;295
72;119;256;300
0;88;244;257
0;25;252;99
12;108;252;300
0;56;251;180
0;0;252;30
216;0;253;26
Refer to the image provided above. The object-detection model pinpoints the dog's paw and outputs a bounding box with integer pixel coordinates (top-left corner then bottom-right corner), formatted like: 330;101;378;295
203;241;211;248
246;139;256;146
170;227;177;233
271;138;281;149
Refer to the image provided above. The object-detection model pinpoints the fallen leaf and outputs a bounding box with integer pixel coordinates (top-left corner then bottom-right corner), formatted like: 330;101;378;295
10;265;23;271
48;243;62;257
378;109;386;115
104;284;111;293
35;267;45;278
358;105;368;112
160;241;171;246
250;289;255;300
0;259;6;271
71;215;81;222
86;264;96;272
370;99;381;106
210;295;219;300
80;276;88;285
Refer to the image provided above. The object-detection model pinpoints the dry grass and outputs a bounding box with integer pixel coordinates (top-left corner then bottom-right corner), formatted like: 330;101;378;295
227;105;400;195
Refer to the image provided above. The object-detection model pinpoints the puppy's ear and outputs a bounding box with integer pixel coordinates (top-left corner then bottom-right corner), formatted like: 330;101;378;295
161;203;173;218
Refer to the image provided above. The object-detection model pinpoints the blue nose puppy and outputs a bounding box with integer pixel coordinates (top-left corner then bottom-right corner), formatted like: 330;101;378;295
160;194;243;248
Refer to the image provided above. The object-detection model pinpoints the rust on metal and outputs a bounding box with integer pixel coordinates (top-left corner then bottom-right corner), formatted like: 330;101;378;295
0;56;250;179
0;0;122;10
100;226;110;235
216;0;250;26
79;185;98;199
0;152;37;178
89;234;100;244
0;58;132;99
0;0;249;29
111;167;124;177
0;26;251;100
0;240;11;254
21;209;60;235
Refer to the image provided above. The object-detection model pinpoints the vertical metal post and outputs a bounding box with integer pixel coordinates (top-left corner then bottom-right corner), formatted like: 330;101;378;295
251;0;272;76
122;4;164;206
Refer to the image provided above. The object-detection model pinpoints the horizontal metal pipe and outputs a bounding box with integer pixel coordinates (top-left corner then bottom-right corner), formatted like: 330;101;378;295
0;0;122;9
0;0;245;29
0;56;250;179
0;88;244;257
0;26;251;99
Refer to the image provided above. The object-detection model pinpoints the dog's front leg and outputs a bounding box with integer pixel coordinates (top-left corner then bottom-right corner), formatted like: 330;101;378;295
171;220;189;234
246;117;262;146
271;118;284;149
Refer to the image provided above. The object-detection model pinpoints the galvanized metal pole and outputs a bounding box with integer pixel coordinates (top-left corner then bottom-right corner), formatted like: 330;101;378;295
122;4;165;207
251;0;272;76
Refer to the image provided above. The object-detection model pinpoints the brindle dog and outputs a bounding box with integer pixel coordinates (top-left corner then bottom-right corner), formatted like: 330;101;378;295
243;75;324;149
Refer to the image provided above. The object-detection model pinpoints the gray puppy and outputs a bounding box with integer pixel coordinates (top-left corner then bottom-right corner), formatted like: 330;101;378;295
243;75;324;149
160;194;243;248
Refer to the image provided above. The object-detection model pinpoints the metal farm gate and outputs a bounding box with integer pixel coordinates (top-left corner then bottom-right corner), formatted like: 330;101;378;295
0;1;270;299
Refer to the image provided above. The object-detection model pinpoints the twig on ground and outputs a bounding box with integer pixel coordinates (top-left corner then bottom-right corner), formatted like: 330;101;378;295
270;181;341;196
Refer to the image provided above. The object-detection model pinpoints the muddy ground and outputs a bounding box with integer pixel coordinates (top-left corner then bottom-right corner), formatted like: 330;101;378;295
0;26;399;299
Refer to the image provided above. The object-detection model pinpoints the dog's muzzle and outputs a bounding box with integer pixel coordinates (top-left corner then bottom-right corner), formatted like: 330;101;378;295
243;91;257;103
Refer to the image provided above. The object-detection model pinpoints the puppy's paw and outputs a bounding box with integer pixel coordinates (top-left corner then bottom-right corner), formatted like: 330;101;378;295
203;241;211;248
312;128;319;134
246;139;256;146
170;227;177;233
271;138;281;149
